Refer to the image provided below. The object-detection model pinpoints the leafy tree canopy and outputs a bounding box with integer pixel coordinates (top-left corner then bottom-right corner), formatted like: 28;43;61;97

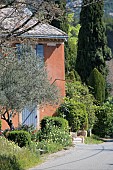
93;97;113;137
57;80;97;131
65;13;80;76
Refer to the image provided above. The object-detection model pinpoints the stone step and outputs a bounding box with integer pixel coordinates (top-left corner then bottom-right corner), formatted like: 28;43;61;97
73;137;84;144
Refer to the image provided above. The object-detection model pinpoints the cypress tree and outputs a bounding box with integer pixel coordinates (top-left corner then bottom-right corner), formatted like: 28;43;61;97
89;68;105;103
76;0;112;83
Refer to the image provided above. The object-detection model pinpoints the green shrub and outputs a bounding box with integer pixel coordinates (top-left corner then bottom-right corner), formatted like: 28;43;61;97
93;99;113;137
16;124;37;141
63;81;96;130
7;130;31;147
57;98;88;132
88;68;105;103
40;116;69;132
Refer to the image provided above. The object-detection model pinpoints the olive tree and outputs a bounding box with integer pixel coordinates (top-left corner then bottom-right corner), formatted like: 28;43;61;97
0;45;59;129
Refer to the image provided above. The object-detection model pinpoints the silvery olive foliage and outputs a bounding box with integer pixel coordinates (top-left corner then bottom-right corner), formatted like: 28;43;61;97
0;44;60;128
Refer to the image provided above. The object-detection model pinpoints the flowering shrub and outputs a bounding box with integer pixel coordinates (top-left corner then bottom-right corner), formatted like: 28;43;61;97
35;117;72;153
36;120;72;149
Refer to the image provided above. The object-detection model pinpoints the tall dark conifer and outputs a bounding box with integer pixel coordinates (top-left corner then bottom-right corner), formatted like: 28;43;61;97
76;0;112;83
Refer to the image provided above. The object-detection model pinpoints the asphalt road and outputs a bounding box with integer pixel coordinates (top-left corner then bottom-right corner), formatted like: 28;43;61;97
29;141;113;170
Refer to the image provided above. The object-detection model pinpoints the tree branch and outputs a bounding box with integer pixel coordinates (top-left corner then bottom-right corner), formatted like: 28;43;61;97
0;0;16;9
1;109;7;121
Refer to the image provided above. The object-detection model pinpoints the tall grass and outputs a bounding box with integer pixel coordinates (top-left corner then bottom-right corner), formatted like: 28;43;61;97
0;136;41;170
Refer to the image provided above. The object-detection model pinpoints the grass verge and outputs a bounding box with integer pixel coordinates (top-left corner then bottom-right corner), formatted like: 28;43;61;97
0;136;41;170
84;135;103;144
0;135;72;170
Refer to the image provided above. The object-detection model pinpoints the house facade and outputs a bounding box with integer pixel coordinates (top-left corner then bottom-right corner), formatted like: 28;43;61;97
0;7;67;130
1;25;67;130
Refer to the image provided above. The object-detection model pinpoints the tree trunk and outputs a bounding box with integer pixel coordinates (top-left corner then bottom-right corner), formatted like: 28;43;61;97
7;120;14;130
1;110;14;130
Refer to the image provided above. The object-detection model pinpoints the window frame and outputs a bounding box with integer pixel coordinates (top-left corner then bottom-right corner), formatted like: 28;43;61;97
36;44;44;60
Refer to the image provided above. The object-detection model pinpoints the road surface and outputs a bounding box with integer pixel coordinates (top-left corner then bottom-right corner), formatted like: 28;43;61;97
29;141;113;170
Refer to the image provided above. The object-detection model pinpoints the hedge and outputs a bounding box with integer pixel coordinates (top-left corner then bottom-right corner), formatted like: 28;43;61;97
40;116;69;131
7;130;31;147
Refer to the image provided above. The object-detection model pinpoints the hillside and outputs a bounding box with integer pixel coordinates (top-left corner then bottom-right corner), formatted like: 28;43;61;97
66;0;113;18
104;0;113;17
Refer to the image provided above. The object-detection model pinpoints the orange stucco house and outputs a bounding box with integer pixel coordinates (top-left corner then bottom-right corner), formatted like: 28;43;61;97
0;8;68;130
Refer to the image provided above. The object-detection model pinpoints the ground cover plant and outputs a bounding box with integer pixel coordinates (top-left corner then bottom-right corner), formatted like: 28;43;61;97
0;136;41;170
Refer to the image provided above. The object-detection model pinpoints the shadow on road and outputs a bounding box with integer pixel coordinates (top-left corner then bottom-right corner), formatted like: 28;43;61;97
37;145;105;170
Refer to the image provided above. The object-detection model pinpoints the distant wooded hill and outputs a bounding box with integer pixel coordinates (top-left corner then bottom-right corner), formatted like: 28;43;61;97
66;0;113;18
104;0;113;17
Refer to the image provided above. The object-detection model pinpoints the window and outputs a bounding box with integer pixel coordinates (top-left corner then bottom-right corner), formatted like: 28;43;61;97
36;44;44;59
16;44;44;62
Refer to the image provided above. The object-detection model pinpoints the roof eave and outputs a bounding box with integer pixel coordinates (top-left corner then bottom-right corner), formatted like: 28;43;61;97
0;34;68;41
19;34;68;40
